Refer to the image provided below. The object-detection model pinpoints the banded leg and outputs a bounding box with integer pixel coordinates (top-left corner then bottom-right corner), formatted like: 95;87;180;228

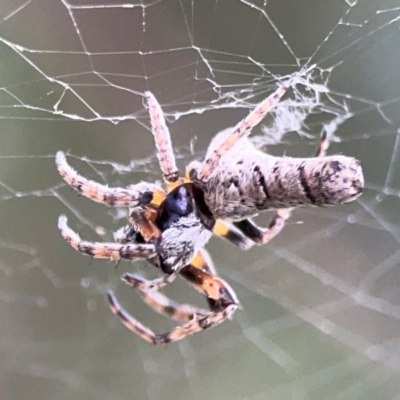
193;81;291;182
134;290;207;322
58;215;156;261
122;249;238;322
123;251;212;322
180;254;239;313
233;209;292;245
56;151;165;207
113;224;137;244
123;271;179;292
108;260;239;344
108;291;238;344
213;220;254;250
108;250;240;343
145;91;179;184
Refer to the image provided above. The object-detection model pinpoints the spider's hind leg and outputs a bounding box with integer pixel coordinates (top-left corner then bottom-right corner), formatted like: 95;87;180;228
108;249;239;344
113;224;137;244
133;288;207;322
233;209;292;246
229;126;333;246
107;291;237;344
212;220;254;250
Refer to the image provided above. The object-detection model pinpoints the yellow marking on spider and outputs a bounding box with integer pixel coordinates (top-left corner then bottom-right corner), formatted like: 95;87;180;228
150;187;167;206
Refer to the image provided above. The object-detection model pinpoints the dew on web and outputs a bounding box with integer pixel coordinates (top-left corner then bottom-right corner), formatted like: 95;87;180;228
0;1;400;399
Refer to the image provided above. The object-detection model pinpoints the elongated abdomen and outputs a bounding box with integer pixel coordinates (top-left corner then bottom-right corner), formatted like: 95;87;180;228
199;153;364;220
259;155;363;207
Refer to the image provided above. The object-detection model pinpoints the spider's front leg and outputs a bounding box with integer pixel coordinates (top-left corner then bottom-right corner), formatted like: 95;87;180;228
59;212;181;299
58;216;156;261
56;151;166;207
192;82;291;183
145;91;179;184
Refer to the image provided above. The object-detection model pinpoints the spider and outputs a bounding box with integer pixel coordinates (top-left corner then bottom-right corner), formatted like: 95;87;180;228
56;78;364;344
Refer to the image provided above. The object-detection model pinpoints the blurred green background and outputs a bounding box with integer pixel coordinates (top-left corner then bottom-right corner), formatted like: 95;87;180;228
0;1;400;399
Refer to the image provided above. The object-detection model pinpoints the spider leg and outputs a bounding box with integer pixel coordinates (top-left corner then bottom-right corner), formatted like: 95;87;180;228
230;127;332;245
113;224;137;244
58;215;156;261
213;220;254;250
114;214;254;250
119;226;217;293
145;91;180;184
108;245;239;343
123;248;238;322
56;151;166;207
314;128;330;158
123;271;178;291
134;290;208;322
128;250;214;321
108;291;237;344
179;250;240;314
189;248;216;275
233;209;292;245
193;81;290;182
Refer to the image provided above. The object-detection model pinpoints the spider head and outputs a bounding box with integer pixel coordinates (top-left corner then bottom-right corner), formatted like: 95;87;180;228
156;184;196;232
164;185;195;216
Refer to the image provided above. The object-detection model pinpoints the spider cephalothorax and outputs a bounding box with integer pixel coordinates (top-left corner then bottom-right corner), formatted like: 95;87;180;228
145;183;215;274
57;80;364;344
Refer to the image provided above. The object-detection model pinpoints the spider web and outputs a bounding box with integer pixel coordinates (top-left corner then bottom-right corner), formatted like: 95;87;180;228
1;1;400;399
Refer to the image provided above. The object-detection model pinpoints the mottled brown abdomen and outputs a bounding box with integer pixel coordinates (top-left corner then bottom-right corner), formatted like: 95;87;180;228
196;150;363;220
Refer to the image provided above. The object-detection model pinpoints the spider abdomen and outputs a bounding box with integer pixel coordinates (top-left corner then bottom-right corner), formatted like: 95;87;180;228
200;154;363;220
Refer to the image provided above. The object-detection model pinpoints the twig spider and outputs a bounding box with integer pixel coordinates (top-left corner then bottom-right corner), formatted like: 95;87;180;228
57;78;363;344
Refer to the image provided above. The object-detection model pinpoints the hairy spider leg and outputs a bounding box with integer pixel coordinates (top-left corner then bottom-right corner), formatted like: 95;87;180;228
195;81;290;182
179;249;239;313
231;126;332;244
134;290;207;322
58;215;156;261
108;249;238;344
56;151;166;207
128;91;257;250
115;208;255;251
232;209;292;245
108;291;238;344
146;91;179;183
122;248;239;325
123;271;179;292
113;209;252;292
212;220;254;250
113;224;138;244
